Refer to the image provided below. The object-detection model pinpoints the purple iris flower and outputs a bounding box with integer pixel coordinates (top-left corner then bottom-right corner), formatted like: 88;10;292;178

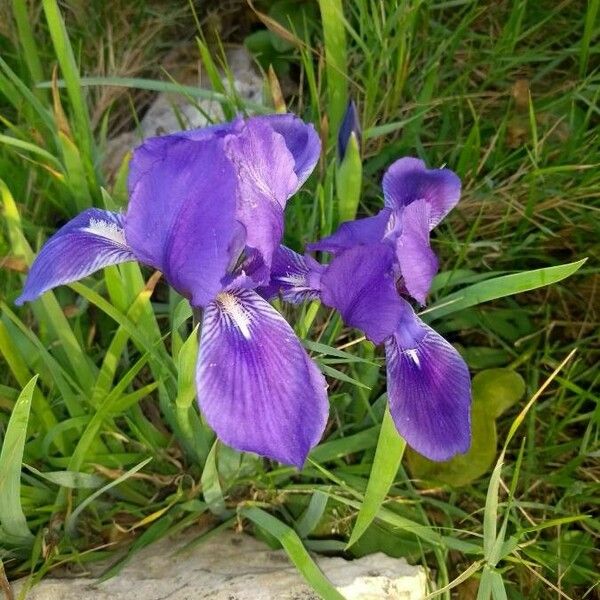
263;158;471;461
16;114;329;468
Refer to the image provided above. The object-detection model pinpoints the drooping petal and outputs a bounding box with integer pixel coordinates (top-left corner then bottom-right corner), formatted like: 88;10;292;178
16;209;135;305
126;136;241;307
259;245;324;303
255;114;321;189
395;199;439;305
320;244;403;345
382;157;461;228
196;288;329;468
308;208;393;255
223;119;298;271
385;299;471;461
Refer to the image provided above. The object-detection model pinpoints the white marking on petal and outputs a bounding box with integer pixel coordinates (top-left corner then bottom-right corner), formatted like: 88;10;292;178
217;292;252;340
81;218;127;246
276;273;307;286
406;348;421;368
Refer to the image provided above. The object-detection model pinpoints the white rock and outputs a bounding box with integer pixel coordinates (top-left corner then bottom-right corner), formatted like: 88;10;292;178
140;46;264;138
103;46;264;177
11;529;427;599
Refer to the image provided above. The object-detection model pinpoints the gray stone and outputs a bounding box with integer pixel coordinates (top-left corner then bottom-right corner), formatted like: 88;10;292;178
10;529;427;599
103;46;264;178
139;46;264;138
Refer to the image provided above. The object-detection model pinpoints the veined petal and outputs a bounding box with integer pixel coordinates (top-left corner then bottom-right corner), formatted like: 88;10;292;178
386;299;471;461
255;114;321;189
308;208;392;255
126;136;241;307
320;244;403;345
396;199;438;305
382;157;461;228
196;288;329;468
259;245;324;303
16;209;135;305
224;119;298;270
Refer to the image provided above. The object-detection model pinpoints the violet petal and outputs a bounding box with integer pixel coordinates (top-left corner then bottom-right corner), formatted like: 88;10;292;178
320;243;403;345
308;208;392;255
382;157;461;228
196;288;329;468
395;199;439;305
386;298;471;461
126;136;240;307
16;209;135;305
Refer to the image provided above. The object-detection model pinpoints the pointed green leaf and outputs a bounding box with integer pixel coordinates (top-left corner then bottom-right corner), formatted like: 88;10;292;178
346;405;406;547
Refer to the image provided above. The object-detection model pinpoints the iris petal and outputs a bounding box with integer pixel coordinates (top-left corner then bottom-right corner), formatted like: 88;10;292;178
255;114;321;189
320;244;403;345
196;288;329;468
308;208;392;255
126;136;240;307
223;119;298;273
382;157;461;228
395;199;439;305
16;209;135;305
385;299;471;461
259;246;324;303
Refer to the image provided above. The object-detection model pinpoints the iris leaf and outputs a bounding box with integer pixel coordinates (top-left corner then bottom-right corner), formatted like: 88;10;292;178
0;375;37;546
425;259;587;321
346;405;406;548
241;506;345;600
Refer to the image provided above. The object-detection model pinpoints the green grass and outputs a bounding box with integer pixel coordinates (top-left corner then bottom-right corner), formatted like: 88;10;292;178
1;1;598;598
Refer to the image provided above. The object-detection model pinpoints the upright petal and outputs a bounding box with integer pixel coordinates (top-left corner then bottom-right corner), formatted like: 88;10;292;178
256;114;321;189
308;208;393;255
382;157;461;228
16;209;135;305
395;199;439;305
385;299;471;461
258;245;324;303
320;244;403;345
196;288;329;468
223;119;298;270
126;136;241;307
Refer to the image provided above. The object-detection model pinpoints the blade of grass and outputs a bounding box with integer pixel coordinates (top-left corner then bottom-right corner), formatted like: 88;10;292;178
346;405;406;548
42;0;97;189
425;259;587;321
241;506;345;600
64;457;153;537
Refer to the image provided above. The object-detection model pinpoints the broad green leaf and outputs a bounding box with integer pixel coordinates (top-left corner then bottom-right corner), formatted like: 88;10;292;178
318;0;348;135
241;506;345;600
346;406;406;547
0;376;37;545
472;369;526;418
425;259;587;321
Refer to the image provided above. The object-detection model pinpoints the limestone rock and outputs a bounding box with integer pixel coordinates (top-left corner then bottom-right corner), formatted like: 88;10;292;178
103;46;264;178
10;529;427;599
